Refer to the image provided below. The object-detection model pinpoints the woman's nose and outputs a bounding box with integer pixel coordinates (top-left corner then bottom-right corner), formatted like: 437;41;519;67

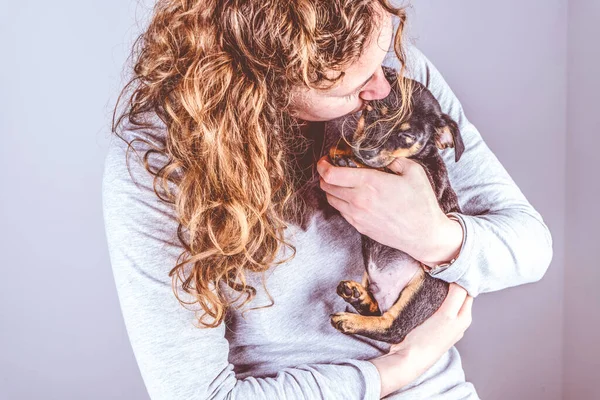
358;67;392;101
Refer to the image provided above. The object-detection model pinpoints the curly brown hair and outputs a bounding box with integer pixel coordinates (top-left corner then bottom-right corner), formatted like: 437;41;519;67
111;0;413;328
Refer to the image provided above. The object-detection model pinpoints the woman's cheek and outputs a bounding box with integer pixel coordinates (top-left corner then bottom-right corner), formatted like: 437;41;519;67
334;98;361;114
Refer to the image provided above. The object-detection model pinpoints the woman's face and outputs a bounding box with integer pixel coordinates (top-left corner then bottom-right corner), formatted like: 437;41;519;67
289;9;395;122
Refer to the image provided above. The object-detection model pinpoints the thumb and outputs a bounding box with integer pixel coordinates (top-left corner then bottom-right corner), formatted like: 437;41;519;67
386;157;413;175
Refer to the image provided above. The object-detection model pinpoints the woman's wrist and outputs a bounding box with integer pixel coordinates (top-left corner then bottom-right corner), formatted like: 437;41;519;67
368;350;423;398
421;214;464;268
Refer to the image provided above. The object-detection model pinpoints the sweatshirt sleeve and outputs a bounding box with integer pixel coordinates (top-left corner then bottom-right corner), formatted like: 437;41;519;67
391;44;554;297
101;135;382;400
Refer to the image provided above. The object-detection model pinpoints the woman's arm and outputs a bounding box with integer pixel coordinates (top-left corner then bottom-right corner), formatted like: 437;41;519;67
102;135;384;400
387;44;554;297
369;284;473;398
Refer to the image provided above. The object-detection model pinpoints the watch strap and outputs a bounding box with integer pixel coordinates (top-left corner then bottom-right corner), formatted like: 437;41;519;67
427;214;461;276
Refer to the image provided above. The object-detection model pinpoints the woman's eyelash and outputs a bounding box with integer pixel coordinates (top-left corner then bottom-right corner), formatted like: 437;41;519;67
343;90;360;100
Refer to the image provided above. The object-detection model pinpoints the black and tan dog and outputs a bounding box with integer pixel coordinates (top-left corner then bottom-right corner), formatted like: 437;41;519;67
327;66;465;343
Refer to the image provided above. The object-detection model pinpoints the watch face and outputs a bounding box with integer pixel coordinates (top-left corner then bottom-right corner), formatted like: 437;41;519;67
428;259;455;276
429;266;445;276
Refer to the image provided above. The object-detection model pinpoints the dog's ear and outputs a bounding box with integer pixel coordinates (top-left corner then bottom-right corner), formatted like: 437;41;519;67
434;114;465;162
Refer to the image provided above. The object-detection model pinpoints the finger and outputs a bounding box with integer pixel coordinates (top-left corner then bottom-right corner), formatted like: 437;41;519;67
339;210;355;226
385;157;415;175
389;342;401;353
325;191;351;214
316;158;367;188
317;154;329;163
319;176;354;202
438;284;468;316
458;295;474;319
459;295;473;313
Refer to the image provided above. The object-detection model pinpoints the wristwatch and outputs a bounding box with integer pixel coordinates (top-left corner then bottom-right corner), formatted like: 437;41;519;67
428;257;457;276
427;214;462;276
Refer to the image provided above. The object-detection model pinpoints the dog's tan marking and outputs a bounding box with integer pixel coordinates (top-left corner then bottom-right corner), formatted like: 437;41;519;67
400;122;411;131
331;270;426;335
435;125;455;150
329;140;353;158
352;112;368;143
337;280;380;315
391;142;422;158
380;106;389;116
361;271;369;288
328;141;371;169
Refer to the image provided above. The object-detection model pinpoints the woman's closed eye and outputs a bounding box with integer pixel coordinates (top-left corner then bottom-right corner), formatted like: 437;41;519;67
343;89;361;101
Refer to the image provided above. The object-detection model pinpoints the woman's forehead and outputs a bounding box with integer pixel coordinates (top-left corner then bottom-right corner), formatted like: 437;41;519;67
319;10;394;96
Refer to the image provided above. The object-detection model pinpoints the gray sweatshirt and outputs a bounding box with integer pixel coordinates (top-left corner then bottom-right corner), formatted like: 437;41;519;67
102;44;553;399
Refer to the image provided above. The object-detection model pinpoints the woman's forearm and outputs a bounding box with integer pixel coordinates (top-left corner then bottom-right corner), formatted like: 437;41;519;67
369;352;419;398
368;284;473;399
399;44;553;297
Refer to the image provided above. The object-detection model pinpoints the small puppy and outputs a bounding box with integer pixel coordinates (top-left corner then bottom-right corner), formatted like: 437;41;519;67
327;66;465;343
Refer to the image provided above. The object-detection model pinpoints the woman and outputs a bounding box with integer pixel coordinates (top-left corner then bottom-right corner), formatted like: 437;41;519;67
103;0;552;398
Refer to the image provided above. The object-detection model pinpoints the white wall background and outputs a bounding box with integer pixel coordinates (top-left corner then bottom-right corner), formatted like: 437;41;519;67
404;1;567;399
564;1;600;399
0;1;596;399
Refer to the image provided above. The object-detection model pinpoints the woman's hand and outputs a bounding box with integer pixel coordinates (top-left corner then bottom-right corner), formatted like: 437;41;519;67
369;284;473;398
316;155;463;265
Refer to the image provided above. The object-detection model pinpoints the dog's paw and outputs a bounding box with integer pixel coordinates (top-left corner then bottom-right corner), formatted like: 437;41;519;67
336;280;380;315
330;312;361;334
337;280;365;300
331;154;358;168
